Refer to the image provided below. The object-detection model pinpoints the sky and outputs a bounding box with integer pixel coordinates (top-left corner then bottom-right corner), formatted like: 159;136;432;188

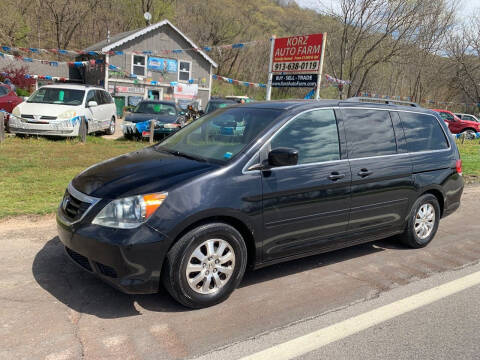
296;0;478;17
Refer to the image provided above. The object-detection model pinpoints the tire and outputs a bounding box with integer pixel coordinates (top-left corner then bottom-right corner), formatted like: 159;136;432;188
461;129;477;140
105;117;116;135
162;222;248;308
398;194;440;248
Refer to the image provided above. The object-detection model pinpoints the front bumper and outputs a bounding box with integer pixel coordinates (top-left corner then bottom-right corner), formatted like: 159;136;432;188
57;213;170;294
9;116;78;136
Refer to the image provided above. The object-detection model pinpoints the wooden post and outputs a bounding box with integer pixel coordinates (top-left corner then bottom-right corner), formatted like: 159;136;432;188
80;117;87;143
0;112;5;143
149;119;155;144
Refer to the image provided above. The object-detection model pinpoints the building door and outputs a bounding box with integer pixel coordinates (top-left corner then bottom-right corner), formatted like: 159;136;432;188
114;96;125;118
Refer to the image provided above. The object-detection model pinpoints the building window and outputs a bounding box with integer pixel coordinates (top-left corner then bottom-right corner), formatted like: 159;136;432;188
132;55;146;76
178;61;191;82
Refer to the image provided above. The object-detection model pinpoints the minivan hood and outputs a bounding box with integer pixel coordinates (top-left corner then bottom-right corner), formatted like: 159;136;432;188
16;102;80;117
72;147;219;199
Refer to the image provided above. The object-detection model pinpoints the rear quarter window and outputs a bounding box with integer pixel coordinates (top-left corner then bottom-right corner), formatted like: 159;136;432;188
399;112;449;152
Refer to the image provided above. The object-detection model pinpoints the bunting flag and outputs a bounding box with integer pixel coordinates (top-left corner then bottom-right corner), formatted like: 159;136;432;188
0;71;69;82
0;40;261;58
212;74;266;88
325;74;351;85
0;51;103;67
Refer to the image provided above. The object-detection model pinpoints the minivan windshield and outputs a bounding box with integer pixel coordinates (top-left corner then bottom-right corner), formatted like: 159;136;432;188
27;88;85;105
205;100;236;113
156;107;282;163
134;102;177;116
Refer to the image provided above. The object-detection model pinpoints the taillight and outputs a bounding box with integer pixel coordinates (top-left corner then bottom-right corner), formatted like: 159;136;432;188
456;159;462;175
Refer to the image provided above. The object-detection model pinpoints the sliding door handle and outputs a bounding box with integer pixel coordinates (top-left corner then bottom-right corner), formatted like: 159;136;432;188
357;168;373;177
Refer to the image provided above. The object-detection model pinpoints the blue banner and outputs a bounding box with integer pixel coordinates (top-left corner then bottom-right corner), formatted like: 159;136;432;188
148;57;177;73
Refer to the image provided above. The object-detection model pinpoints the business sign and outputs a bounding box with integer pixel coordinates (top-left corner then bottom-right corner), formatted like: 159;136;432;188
108;84;144;94
174;83;198;100
148;57;177;73
272;74;318;87
271;33;324;73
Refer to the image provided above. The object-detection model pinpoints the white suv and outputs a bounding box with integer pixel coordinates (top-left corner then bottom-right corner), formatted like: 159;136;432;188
10;84;116;137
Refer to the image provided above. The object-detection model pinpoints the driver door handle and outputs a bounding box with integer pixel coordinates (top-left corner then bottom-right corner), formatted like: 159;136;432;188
328;172;345;181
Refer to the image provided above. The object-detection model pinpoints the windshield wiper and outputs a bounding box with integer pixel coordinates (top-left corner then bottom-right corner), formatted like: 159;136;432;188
157;147;207;162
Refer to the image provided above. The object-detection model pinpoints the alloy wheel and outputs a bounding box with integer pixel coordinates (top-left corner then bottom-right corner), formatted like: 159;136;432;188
185;239;235;295
414;203;435;240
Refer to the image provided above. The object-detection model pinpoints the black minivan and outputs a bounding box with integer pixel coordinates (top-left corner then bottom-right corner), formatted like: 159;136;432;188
57;99;464;308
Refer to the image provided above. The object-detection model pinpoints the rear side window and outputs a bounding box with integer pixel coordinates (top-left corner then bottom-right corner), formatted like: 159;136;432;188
343;109;397;159
270;109;340;164
399;112;449;152
94;90;105;105
438;111;454;121
102;91;113;104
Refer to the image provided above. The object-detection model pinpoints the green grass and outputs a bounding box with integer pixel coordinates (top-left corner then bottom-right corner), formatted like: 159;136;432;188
0;137;479;219
456;141;480;178
0;136;146;218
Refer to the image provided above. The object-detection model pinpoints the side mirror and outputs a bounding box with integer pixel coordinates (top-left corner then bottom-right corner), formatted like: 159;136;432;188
87;101;98;107
268;147;298;167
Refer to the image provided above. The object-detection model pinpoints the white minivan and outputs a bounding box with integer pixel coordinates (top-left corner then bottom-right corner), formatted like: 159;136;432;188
10;84;116;137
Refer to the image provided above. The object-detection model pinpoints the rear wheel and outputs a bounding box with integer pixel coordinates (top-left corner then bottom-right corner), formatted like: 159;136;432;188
398;194;440;248
162;222;248;308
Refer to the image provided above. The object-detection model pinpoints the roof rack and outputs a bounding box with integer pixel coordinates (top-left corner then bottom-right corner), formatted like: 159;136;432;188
345;97;419;107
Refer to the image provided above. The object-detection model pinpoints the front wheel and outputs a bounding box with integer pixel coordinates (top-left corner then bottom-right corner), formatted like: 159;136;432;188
105;117;116;135
398;194;440;248
162;223;248;308
461;129;477;140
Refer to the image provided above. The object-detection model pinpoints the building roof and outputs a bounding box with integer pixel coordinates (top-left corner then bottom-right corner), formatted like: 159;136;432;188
84;20;218;68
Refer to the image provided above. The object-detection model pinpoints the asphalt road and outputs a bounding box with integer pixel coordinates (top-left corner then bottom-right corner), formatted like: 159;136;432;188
1;185;479;360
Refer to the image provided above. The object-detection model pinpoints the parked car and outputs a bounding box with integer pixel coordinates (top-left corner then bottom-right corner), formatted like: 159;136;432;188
455;113;479;123
0;83;24;131
10;84;116;137
225;95;254;103
122;100;185;140
433;109;480;139
204;98;237;114
57;99;463;308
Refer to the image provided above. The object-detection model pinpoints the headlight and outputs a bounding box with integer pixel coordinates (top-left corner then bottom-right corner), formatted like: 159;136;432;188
58;110;77;120
12;107;20;117
92;192;167;229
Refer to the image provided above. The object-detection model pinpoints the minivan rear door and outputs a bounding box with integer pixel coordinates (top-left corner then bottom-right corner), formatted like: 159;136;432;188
260;108;352;261
340;107;415;237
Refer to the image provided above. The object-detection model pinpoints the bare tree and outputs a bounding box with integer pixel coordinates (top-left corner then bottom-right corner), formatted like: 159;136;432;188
322;0;457;98
41;0;99;49
447;11;480;107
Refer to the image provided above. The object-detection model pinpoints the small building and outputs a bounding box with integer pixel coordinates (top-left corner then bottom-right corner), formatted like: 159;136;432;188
80;20;218;116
